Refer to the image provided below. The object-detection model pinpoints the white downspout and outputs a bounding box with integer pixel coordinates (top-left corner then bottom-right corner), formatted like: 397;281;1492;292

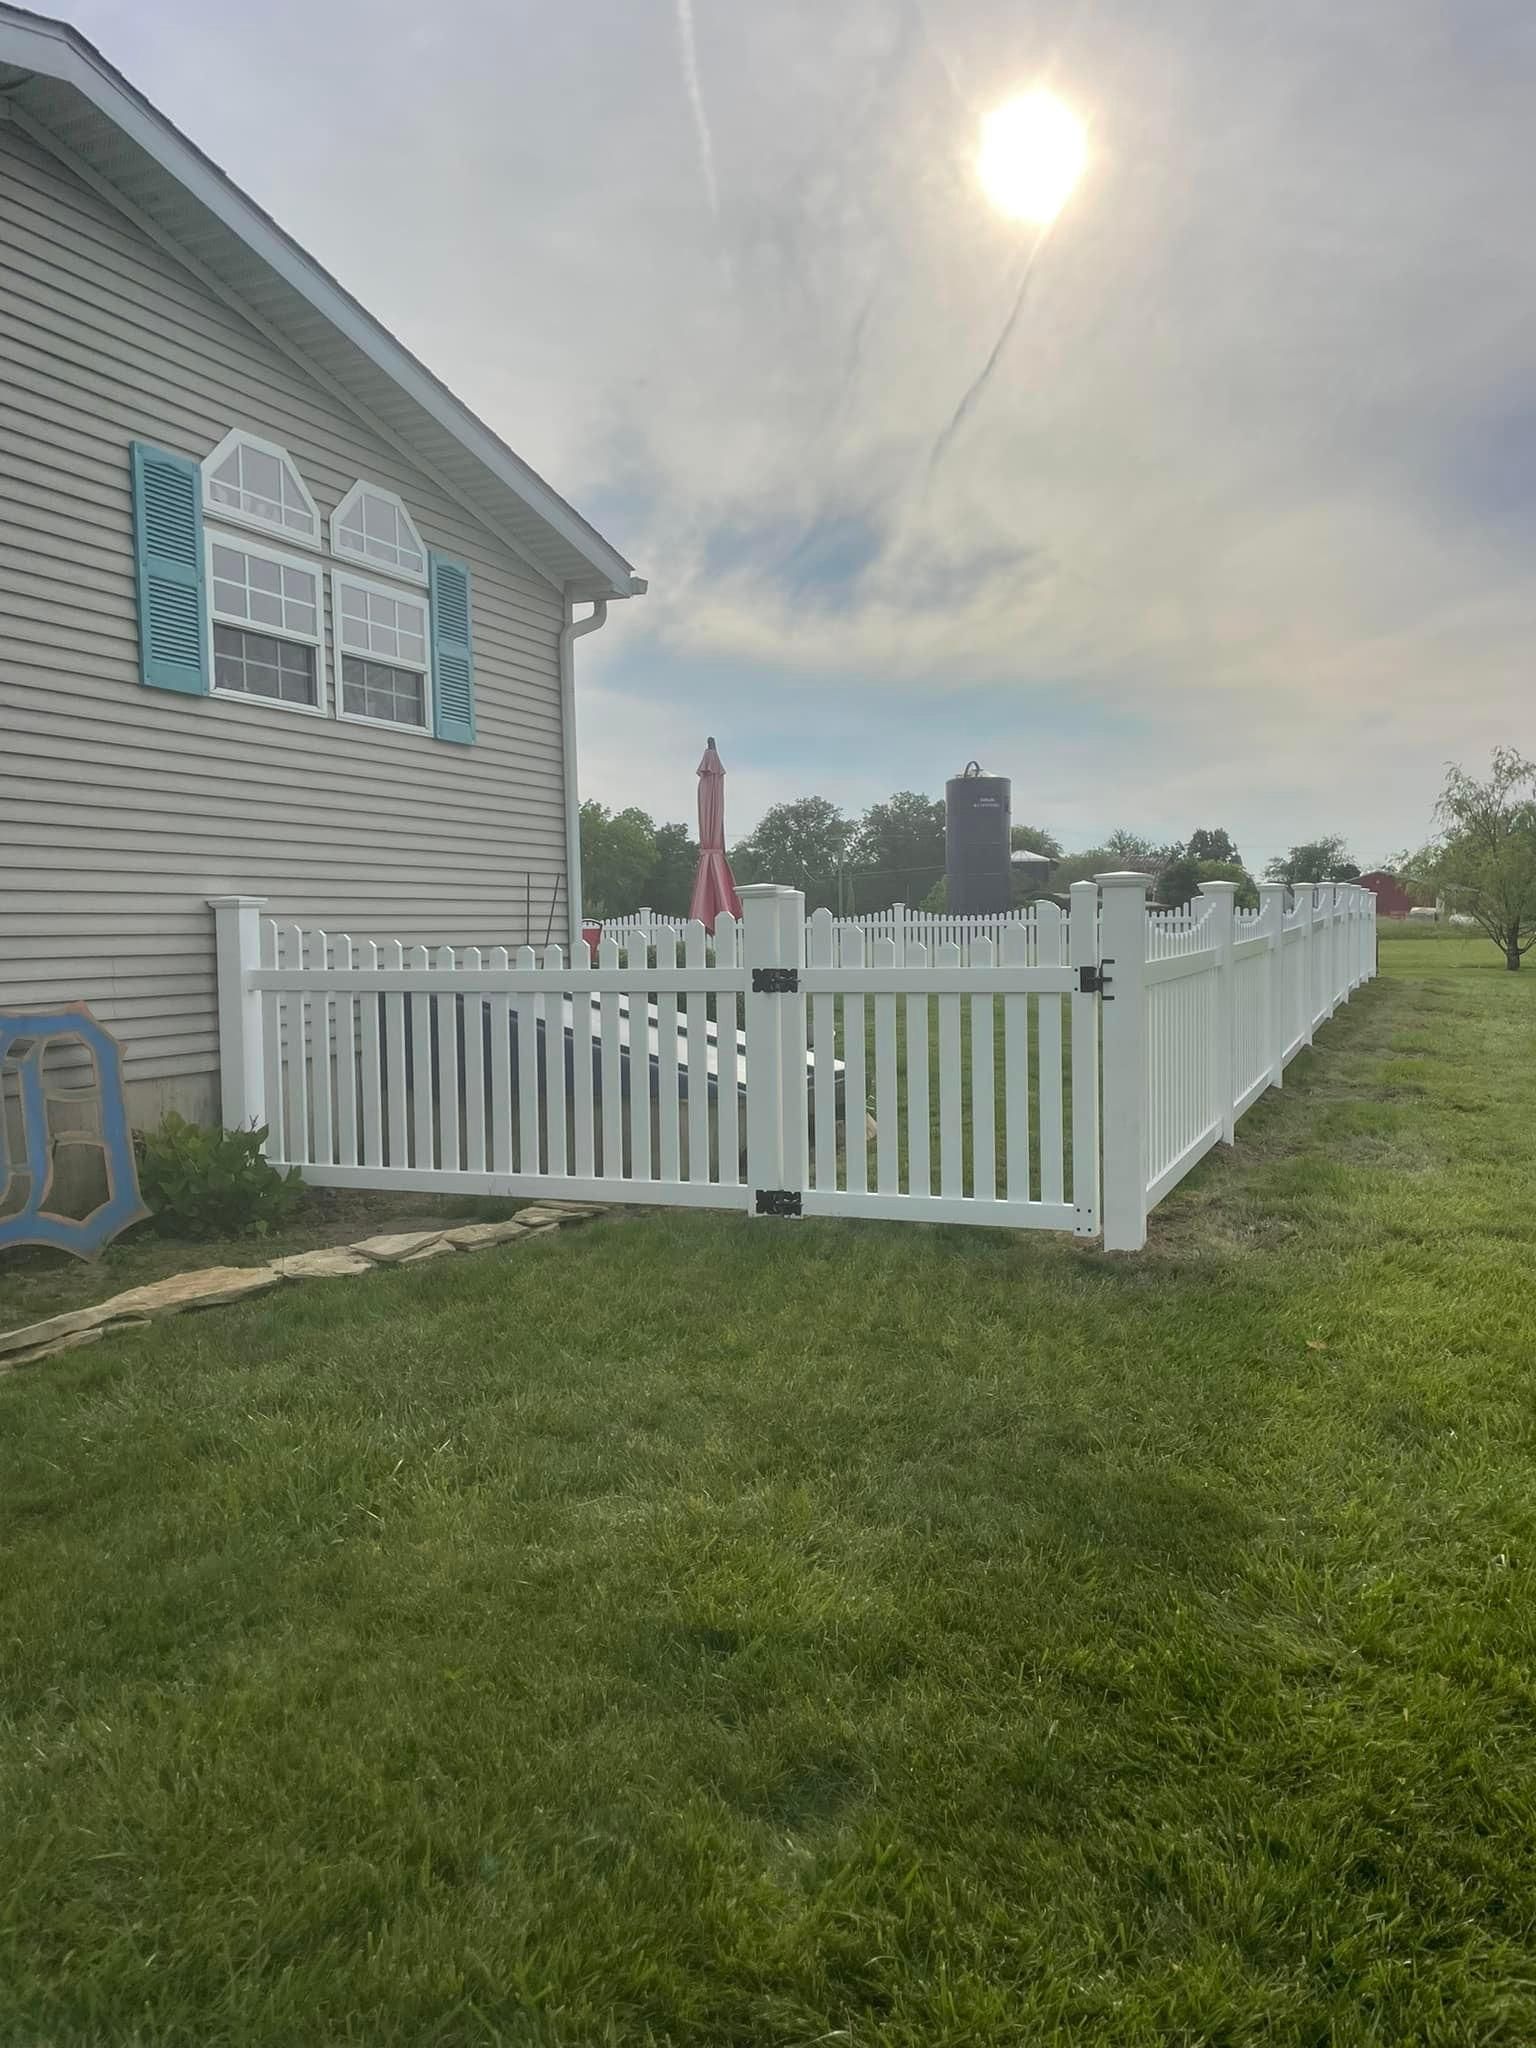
558;597;609;950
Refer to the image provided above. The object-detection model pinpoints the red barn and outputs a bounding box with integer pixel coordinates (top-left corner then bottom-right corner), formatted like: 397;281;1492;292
1357;872;1415;918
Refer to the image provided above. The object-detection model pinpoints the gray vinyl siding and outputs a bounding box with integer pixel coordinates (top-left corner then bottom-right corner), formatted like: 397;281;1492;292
0;121;573;1098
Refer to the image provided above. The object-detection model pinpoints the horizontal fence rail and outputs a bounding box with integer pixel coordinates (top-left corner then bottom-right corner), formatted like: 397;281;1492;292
209;875;1377;1248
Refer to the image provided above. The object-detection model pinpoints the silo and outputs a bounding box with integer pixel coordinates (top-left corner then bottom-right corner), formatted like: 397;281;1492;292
945;761;1012;913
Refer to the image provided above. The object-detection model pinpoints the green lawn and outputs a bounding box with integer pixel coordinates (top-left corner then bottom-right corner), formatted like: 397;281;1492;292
4;936;1536;2046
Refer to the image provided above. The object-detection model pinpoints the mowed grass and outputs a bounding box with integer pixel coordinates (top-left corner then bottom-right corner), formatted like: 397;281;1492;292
4;937;1536;2045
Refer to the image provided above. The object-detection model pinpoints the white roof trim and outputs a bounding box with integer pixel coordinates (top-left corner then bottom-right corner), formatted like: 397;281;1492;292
0;6;644;599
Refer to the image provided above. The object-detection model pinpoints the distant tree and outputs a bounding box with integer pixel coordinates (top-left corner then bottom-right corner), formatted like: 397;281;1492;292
1182;827;1240;867
1049;846;1119;891
733;797;854;912
1011;822;1064;859
1157;857;1258;910
648;822;699;917
1265;836;1360;885
1416;748;1536;970
579;801;660;916
850;792;945;911
1104;829;1168;871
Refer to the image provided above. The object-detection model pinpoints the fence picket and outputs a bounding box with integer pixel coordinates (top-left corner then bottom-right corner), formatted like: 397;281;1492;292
598;936;623;1178
872;935;899;1193
969;936;996;1200
260;917;283;1162
435;945;460;1172
808;908;837;1189
655;926;680;1183
571;940;596;1178
282;924;309;1165
626;936;652;1182
489;946;513;1173
383;939;407;1169
905;940;930;1196
714;912;739;1185
462;946;486;1173
936;940;963;1196
404;946;432;1169
332;933;357;1168
516;943;540;1175
1036;906;1064;1203
307;929;334;1167
839;923;867;1193
684;921;709;1182
358;939;382;1169
542;944;567;1177
1001;921;1031;1201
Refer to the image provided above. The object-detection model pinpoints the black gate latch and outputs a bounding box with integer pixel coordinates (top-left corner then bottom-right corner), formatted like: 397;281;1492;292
751;967;800;994
755;1189;802;1217
1079;960;1115;999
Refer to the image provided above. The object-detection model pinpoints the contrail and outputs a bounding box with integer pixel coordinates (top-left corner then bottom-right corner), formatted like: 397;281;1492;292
673;0;720;218
926;224;1052;481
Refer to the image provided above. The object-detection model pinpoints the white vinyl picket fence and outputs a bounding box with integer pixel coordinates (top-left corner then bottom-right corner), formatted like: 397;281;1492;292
210;874;1376;1250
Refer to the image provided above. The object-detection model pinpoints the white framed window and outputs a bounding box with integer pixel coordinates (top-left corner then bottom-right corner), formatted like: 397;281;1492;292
207;534;326;715
330;481;427;583
202;429;320;546
334;570;432;732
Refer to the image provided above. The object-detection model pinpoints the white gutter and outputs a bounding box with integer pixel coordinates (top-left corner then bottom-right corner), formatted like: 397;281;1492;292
559;598;609;950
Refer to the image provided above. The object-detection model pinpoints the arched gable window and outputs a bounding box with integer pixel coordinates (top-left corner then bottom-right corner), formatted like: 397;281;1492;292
202;429;320;545
330;480;427;583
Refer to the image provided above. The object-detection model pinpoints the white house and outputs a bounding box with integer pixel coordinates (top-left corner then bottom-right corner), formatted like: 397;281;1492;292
0;3;643;1134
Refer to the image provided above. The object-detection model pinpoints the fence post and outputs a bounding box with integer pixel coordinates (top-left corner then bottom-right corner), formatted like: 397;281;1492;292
1198;881;1238;1142
1097;872;1150;1252
1259;883;1287;1089
1069;880;1100;1238
740;884;805;1216
892;902;906;966
208;895;267;1132
1298;887;1315;1045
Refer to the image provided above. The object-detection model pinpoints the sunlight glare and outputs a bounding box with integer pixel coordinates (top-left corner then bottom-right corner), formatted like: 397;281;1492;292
977;91;1087;225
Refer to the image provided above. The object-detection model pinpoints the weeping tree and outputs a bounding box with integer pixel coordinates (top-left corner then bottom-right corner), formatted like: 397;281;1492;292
1417;748;1536;971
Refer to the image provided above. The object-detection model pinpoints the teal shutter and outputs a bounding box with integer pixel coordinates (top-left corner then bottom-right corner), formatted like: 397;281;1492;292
429;551;475;744
131;442;208;694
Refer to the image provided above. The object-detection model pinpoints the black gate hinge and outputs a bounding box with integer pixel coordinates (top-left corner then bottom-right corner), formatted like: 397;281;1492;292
755;1188;802;1217
751;966;800;994
1079;959;1115;999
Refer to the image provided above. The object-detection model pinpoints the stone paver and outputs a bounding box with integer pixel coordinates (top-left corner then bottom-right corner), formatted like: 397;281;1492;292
439;1220;528;1251
349;1231;447;1263
106;1266;285;1318
271;1247;375;1279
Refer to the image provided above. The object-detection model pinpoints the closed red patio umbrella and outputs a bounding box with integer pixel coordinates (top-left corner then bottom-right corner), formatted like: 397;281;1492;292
689;736;743;926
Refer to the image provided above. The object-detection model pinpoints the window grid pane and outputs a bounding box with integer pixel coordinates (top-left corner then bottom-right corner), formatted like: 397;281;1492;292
208;439;317;540
341;654;426;728
335;580;427;665
210;543;319;639
213;625;318;707
336;488;425;575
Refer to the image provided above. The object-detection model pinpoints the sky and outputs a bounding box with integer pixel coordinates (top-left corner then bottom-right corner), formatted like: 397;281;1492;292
63;0;1536;871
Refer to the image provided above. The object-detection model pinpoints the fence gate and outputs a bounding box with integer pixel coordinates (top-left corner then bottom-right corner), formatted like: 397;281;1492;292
765;891;1101;1236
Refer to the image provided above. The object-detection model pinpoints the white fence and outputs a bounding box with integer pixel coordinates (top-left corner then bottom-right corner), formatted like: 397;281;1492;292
1100;878;1376;1247
210;875;1375;1251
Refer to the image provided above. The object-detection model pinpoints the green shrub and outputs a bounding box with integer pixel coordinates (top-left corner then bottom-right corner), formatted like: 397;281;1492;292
134;1114;305;1239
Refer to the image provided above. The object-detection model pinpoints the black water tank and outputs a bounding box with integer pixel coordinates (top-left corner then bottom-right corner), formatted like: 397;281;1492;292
945;761;1012;913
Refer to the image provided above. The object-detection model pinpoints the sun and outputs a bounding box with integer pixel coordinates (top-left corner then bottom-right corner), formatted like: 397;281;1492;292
977;90;1087;225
